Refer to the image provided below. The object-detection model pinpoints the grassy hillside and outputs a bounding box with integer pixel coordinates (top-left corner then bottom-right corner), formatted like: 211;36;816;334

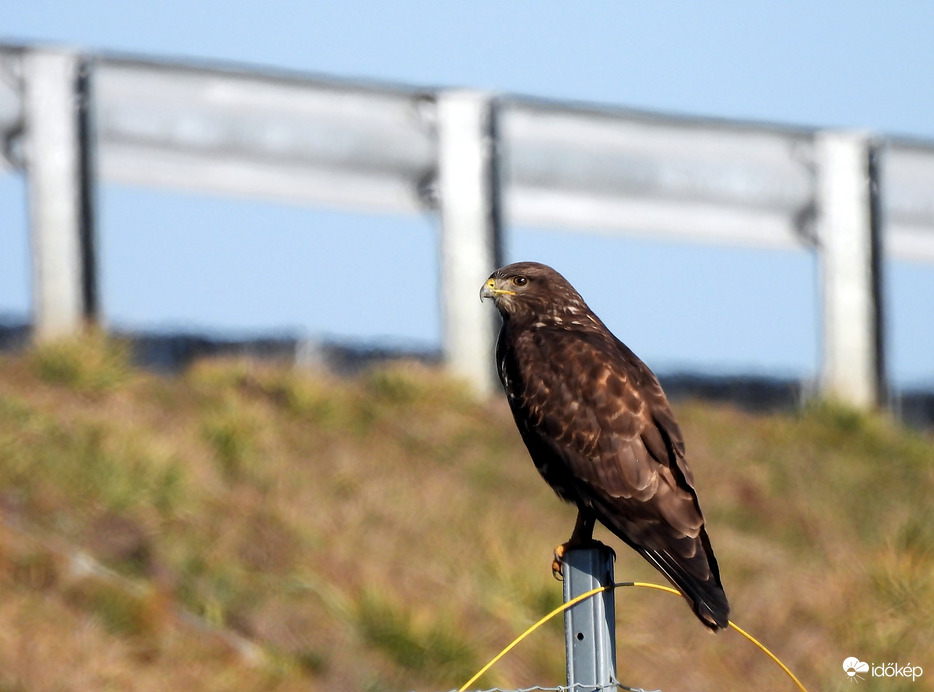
0;334;931;692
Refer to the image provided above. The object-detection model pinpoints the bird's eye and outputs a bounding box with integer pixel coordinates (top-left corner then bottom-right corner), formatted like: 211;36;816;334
512;276;528;287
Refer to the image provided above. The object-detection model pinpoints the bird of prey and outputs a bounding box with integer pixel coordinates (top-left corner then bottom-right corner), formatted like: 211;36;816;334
480;261;729;631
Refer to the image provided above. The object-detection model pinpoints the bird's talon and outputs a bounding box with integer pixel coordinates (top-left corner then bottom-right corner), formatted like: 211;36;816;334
552;539;616;581
552;544;567;581
552;557;565;581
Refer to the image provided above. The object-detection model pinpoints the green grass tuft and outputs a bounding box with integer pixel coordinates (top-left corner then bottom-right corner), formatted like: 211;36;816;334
355;589;477;684
29;332;132;392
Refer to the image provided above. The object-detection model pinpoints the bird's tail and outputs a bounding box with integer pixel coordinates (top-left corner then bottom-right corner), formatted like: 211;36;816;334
638;533;730;631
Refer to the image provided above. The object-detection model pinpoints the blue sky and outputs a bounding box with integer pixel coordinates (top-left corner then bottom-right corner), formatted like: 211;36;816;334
2;2;933;386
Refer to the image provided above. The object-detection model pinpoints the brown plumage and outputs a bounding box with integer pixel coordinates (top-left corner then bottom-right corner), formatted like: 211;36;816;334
480;261;730;631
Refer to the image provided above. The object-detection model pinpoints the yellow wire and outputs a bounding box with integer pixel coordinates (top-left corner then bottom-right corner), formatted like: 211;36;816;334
725;619;808;692
623;582;808;692
457;585;609;692
457;581;809;692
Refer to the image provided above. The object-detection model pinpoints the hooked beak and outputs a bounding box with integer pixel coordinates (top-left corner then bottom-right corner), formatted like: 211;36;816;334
479;276;516;302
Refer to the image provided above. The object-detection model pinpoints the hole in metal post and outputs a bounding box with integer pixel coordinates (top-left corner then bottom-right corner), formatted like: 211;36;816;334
576;632;584;641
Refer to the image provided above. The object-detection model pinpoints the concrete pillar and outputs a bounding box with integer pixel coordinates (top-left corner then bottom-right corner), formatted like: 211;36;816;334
436;90;502;395
816;131;884;409
22;48;98;341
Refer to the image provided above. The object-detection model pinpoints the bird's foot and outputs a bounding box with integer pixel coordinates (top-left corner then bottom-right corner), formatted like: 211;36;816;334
551;539;616;581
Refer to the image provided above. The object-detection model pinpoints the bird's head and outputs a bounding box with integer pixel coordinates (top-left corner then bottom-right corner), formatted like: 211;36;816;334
480;261;592;324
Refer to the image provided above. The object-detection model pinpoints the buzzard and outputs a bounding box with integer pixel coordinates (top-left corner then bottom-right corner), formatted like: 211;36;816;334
480;261;729;631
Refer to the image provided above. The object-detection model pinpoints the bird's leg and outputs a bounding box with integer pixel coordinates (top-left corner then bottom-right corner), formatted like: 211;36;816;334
552;509;614;580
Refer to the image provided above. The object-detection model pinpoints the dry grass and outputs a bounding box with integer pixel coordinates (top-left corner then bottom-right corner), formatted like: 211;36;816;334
0;334;932;692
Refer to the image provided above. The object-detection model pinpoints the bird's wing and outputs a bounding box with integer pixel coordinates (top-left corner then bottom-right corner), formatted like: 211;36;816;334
504;325;730;628
505;326;705;540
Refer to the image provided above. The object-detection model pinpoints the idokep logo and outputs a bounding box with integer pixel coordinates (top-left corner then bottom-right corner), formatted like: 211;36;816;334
843;656;924;683
843;658;869;683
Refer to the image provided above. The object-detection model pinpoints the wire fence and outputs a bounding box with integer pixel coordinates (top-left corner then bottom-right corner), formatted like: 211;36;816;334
445;682;660;692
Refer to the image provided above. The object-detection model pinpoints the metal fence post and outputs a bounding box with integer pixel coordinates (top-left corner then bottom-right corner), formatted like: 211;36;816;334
563;546;617;691
22;47;98;341
436;90;503;396
815;131;884;408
